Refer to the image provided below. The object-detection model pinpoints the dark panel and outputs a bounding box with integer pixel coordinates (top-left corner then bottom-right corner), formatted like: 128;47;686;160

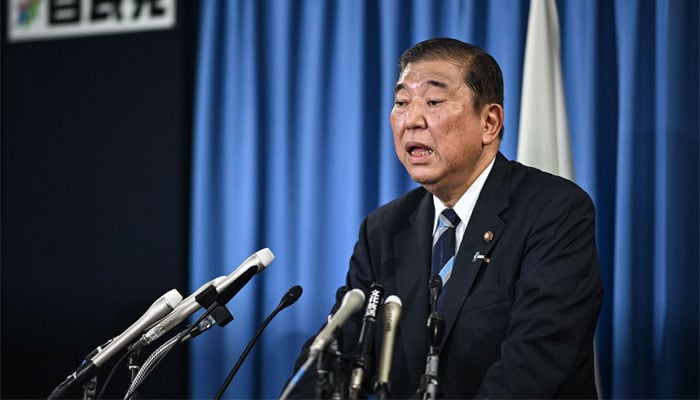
1;2;196;398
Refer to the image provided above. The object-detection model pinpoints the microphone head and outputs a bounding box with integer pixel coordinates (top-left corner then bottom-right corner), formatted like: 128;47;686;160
335;286;349;302
429;274;443;291
279;285;303;309
385;295;402;307
254;248;275;271
288;285;303;301
162;289;184;309
343;288;366;311
309;288;365;354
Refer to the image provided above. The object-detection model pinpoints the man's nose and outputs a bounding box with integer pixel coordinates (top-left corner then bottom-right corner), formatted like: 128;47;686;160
405;102;427;129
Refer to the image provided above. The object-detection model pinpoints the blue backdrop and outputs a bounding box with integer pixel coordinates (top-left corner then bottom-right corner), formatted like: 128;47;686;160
189;0;699;398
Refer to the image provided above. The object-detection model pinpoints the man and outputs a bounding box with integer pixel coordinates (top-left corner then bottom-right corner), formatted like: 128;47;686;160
286;38;603;399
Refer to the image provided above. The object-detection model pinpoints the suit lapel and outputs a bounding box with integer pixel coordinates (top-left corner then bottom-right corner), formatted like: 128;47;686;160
438;153;511;351
395;191;434;380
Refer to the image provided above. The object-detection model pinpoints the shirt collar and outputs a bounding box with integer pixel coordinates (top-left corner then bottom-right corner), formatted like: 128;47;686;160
433;156;496;234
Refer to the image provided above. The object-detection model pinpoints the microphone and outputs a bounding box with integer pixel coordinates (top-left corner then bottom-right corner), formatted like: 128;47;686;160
47;289;183;399
375;295;402;400
280;288;364;400
133;248;274;348
428;274;442;315
213;285;303;400
309;288;366;356
416;277;445;400
348;283;385;399
314;287;348;400
183;265;260;340
130;276;226;348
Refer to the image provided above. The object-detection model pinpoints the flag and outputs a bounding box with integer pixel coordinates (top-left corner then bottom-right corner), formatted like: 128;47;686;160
517;0;574;181
518;1;602;395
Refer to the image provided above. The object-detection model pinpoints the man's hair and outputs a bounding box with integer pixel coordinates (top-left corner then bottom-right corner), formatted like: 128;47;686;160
397;38;504;113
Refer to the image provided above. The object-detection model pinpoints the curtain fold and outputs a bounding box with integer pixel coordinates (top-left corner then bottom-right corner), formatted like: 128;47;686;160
190;0;699;398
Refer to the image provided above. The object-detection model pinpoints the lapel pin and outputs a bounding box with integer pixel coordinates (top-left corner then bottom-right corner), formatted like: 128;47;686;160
472;251;491;264
483;230;494;242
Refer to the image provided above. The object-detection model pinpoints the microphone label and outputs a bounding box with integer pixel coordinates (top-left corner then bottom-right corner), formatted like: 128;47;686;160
365;288;382;318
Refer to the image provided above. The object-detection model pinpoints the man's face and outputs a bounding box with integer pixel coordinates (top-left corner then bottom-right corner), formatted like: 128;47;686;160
390;59;494;205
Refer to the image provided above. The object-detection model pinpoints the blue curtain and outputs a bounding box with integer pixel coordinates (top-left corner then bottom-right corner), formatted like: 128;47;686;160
190;0;699;398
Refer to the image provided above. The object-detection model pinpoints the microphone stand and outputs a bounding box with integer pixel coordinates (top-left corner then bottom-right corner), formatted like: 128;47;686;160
329;336;346;400
416;313;443;400
414;275;444;400
126;348;142;399
82;376;98;400
314;330;342;400
314;344;331;399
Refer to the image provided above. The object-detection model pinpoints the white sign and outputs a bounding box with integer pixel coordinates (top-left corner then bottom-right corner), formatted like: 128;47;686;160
7;0;176;42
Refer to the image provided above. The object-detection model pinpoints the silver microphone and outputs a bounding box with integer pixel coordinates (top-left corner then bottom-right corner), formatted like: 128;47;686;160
309;288;365;356
376;295;402;398
91;289;183;367
135;248;275;347
47;289;183;398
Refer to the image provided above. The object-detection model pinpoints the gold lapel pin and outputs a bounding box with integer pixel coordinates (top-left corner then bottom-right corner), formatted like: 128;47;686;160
483;230;494;242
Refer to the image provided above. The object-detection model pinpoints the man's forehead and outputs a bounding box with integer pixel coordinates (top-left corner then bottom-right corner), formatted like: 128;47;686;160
394;60;464;93
394;79;451;93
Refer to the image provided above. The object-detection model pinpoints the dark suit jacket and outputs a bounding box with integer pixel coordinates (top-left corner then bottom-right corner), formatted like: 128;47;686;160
289;152;604;399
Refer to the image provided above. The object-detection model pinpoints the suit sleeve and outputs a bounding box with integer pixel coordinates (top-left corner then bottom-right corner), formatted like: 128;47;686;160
476;186;604;398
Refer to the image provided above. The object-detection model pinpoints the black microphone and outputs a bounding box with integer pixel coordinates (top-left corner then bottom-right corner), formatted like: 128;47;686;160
415;276;445;400
47;289;183;399
375;295;402;400
183;265;259;340
348;283;385;399
213;285;303;400
428;274;442;315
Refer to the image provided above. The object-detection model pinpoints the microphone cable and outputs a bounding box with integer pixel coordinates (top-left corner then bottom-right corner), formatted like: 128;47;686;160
124;265;264;398
213;285;303;400
123;329;185;399
123;294;232;399
280;354;316;400
96;349;131;399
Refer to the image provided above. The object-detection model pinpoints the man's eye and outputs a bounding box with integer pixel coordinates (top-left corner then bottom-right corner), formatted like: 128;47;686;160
395;100;406;107
427;100;442;106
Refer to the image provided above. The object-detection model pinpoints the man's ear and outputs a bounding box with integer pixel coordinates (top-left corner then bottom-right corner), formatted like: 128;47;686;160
482;103;504;145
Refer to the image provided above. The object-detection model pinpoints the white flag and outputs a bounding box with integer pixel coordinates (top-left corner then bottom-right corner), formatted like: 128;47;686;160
518;4;602;396
517;0;574;181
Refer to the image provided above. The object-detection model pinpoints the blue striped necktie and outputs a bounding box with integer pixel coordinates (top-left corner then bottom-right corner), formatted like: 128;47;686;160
432;208;461;311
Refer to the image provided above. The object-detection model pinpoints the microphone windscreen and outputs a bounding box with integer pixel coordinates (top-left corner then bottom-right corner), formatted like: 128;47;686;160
255;248;275;270
279;285;303;309
429;274;442;291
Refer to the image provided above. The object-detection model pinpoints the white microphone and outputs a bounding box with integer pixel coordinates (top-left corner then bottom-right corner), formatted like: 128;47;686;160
47;289;183;398
134;276;227;347
309;288;365;356
91;289;183;367
375;295;402;399
135;248;275;348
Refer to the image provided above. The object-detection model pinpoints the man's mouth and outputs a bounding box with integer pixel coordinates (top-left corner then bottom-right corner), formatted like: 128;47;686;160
408;145;433;157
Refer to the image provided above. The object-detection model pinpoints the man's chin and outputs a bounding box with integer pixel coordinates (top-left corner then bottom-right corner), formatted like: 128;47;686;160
409;174;440;190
